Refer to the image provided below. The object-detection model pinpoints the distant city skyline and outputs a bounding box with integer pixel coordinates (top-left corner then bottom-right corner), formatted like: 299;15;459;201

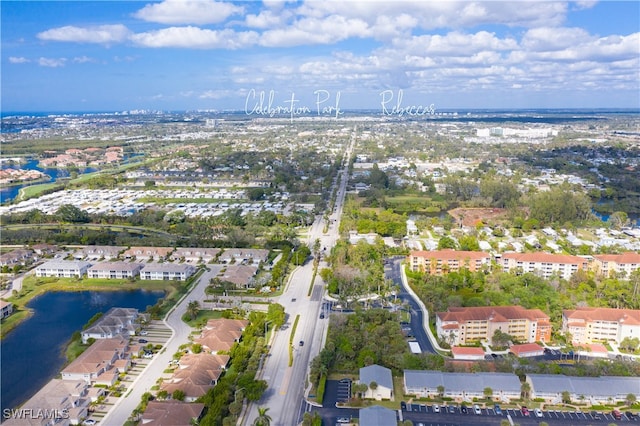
2;1;639;112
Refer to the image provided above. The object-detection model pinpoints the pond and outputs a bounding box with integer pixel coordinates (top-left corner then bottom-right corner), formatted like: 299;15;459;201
0;289;163;411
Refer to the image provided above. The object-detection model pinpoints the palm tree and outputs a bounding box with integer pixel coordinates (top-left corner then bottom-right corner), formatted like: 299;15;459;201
253;407;272;426
186;300;200;321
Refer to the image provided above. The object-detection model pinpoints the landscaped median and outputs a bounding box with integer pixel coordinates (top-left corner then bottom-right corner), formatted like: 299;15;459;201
289;314;300;366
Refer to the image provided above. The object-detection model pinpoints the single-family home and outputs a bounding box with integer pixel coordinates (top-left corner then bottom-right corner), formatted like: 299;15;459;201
2;379;89;426
141;401;205;426
195;318;249;354
160;353;230;402
61;337;129;385
81;307;141;343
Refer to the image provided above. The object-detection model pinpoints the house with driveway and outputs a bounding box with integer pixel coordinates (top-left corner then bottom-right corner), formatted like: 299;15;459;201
81;307;142;343
61;337;130;385
160;353;230;402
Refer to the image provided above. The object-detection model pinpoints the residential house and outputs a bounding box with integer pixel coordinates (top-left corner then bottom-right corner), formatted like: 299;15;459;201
404;370;521;402
171;247;221;264
359;364;393;400
31;244;58;257
160;353;230;402
75;245;125;261
87;262;143;279
218;264;258;288
436;305;552;345
2;379;89;426
81;307;141;343
61;337;129;385
1;300;14;319
140;263;196;281
122;246;173;262
562;307;640;345
408;249;491;274
195;318;249;353
527;374;640;405
0;249;34;267
500;252;589;280
218;248;269;264
358;406;397;426
35;260;92;278
140;401;205;426
592;252;640;278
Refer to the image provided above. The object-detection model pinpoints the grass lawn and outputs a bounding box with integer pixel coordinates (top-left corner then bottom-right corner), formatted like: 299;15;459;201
183;309;223;328
18;182;63;200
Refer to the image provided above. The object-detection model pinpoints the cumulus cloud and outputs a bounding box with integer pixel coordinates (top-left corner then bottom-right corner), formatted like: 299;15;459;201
73;56;96;63
134;0;244;25
130;26;259;49
9;56;30;64
37;24;130;44
38;57;67;67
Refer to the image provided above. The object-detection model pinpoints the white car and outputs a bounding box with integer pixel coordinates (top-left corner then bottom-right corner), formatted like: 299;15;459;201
474;404;482;415
534;408;544;418
433;405;440;413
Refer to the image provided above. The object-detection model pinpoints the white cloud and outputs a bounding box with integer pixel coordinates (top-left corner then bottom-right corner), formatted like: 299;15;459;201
9;56;30;64
73;56;96;64
38;57;67;67
37;24;130;44
130;26;259;49
134;0;244;25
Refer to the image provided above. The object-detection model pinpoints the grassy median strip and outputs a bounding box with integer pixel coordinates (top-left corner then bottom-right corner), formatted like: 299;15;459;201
288;314;300;367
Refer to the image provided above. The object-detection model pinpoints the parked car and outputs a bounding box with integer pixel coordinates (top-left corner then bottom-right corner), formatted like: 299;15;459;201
612;409;622;420
534;408;543;418
433;404;440;413
473;404;482;415
626;411;635;419
590;411;600;419
448;405;456;413
460;405;468;413
139;330;148;336
521;406;530;417
494;404;503;415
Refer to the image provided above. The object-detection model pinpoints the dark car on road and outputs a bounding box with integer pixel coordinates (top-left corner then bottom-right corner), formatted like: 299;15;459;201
138;339;148;343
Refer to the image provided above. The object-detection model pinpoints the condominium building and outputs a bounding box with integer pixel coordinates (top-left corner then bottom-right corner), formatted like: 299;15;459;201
436;305;552;345
35;260;92;278
562;307;640;345
139;263;196;281
592;252;640;278
500;252;588;280
87;262;143;279
408;250;491;274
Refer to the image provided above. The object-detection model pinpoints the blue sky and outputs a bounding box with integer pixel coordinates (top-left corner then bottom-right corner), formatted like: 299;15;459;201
2;1;639;112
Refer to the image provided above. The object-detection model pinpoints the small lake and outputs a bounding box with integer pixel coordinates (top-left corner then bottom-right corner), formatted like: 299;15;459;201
0;159;97;203
0;289;163;411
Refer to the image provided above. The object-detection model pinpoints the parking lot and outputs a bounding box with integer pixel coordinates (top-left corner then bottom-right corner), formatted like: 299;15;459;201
401;402;639;424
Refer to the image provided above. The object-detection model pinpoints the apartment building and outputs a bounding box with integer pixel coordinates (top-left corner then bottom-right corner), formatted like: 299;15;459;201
500;252;588;280
35;260;92;278
592;252;640;278
408;250;491;274
436;305;552;345
562;307;640;345
139;263;196;281
87;262;142;279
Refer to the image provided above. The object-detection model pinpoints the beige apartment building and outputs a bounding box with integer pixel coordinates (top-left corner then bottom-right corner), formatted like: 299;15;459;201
562;307;640;345
436;305;552;345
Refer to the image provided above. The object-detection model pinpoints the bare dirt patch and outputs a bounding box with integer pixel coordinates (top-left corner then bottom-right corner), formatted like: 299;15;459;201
448;207;508;227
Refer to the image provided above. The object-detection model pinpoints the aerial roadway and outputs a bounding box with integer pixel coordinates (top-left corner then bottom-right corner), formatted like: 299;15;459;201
243;129;357;426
